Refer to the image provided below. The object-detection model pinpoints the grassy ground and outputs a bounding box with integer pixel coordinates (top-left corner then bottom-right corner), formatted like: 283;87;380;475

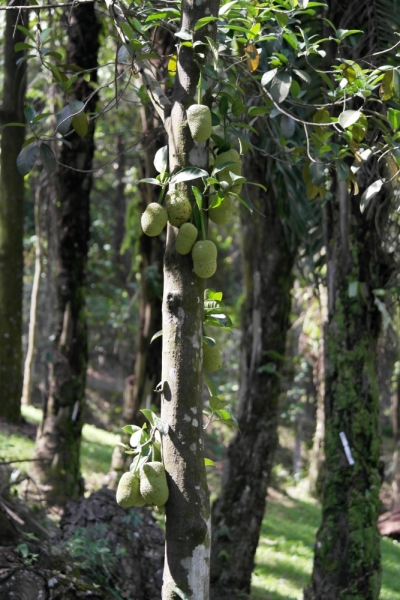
1;409;400;599
250;485;400;600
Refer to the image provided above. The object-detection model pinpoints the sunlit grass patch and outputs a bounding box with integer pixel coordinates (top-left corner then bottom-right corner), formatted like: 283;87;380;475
251;487;400;600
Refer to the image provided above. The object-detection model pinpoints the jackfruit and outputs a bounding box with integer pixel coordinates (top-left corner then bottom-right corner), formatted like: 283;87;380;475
209;195;233;225
192;240;217;278
116;472;146;508
166;190;192;227
187;104;212;142
141;203;168;237
139;462;169;507
176;223;198;255
203;342;222;372
215;149;242;194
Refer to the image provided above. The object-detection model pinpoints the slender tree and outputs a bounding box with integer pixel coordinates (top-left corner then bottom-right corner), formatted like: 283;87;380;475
33;3;100;502
210;149;302;598
0;3;27;422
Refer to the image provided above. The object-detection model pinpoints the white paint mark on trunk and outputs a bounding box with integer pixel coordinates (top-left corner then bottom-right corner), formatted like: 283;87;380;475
180;516;211;599
192;419;198;427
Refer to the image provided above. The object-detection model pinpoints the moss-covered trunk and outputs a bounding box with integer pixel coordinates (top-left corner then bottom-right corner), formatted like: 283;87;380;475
33;4;100;503
304;178;392;599
160;1;219;597
0;4;27;423
210;153;297;599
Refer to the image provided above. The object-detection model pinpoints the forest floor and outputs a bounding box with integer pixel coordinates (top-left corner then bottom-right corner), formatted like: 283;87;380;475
1;406;400;599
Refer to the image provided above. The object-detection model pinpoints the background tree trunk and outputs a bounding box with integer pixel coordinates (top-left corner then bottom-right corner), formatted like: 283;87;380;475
304;177;392;600
0;3;27;423
210;150;298;598
33;3;100;503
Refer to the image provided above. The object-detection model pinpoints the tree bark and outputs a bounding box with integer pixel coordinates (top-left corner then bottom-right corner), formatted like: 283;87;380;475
210;151;297;599
160;1;219;597
21;176;44;406
304;177;392;600
0;2;27;423
33;3;100;503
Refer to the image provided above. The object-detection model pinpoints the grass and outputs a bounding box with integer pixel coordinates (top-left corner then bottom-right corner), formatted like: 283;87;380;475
250;485;400;600
2;409;400;599
0;406;118;493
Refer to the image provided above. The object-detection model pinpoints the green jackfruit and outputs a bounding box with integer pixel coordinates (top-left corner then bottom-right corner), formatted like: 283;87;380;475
209;195;233;225
203;342;222;372
176;223;198;255
139;462;169;507
215;149;242;194
141;203;168;237
166;190;192;227
116;472;146;508
187;104;212;142
192;240;217;278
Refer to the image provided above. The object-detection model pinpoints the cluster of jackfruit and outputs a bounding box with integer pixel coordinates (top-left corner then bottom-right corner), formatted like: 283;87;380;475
116;461;169;509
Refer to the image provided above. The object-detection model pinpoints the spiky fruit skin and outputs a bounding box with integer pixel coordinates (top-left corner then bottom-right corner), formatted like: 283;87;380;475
166;191;192;227
116;472;146;508
176;223;198;255
139;462;169;507
192;240;217;279
215;149;242;194
209;195;233;225
187;104;212;142
141;203;168;237
203;342;222;372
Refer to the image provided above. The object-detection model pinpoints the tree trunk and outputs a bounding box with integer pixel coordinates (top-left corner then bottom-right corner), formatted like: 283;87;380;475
33;3;100;503
22;176;44;406
0;3;27;423
304;177;392;599
160;1;219;597
210;152;297;599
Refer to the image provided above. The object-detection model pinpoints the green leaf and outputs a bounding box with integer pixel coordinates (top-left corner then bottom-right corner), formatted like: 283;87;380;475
40;27;53;43
194;16;218;31
204;289;223;301
336;160;349;182
248;106;270;117
69;99;84;116
203;336;216;347
170;167;208;184
154;416;169;436
140;409;157;426
16;25;35;42
204;458;216;467
360;179;383;212
137;178;162;186
209;396;228;410
72;112;88;138
231;97;246;116
204;374;219;397
3;122;25;127
14;41;35;52
40;143;56;174
338;110;361;129
175;27;192;41
150;330;163;344
166;584;190;600
122;424;141;435
154;145;168;174
57;105;72;136
233;194;253;213
269;71;292;103
280;115;295;139
387;108;400;131
293;68;312;85
17;142;39;176
192;186;202;209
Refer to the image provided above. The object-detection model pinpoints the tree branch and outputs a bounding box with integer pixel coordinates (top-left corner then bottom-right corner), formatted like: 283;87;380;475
104;0;171;123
